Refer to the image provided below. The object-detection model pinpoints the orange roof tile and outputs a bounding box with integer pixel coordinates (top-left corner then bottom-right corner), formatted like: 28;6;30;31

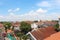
11;22;20;27
30;26;57;40
7;29;12;33
0;23;4;27
44;32;60;40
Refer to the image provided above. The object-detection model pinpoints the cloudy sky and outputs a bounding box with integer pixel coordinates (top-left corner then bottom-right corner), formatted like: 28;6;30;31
0;0;60;21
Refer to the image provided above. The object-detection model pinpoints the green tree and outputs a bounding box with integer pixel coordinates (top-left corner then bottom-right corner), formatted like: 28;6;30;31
20;22;31;34
16;32;23;40
54;23;59;29
3;22;12;30
22;35;29;40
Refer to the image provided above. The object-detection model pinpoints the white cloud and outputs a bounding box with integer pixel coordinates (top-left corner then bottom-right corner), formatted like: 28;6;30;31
37;1;51;7
15;8;20;11
53;0;60;7
0;8;59;21
8;8;20;13
55;0;60;4
36;8;47;13
8;9;12;12
41;0;60;9
0;16;4;18
36;0;60;10
14;8;20;12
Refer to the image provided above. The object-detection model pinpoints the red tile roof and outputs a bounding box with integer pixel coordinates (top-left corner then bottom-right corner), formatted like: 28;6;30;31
0;23;4;27
32;21;57;26
44;32;60;40
31;30;43;40
44;21;58;25
30;26;57;40
24;21;33;24
11;22;20;27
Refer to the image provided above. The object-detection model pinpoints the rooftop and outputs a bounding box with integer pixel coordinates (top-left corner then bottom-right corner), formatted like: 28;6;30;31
30;26;57;40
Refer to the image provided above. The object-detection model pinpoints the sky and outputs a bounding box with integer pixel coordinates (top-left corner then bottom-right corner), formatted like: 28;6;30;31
0;0;60;21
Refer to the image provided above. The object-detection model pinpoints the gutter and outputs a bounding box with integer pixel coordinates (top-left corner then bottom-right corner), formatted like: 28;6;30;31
27;32;37;40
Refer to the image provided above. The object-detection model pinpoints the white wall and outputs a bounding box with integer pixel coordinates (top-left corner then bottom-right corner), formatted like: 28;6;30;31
31;23;38;29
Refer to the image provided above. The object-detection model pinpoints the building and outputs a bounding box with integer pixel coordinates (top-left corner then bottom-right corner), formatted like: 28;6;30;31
0;23;5;40
0;23;5;33
27;26;57;40
31;21;57;30
31;23;38;29
11;22;21;31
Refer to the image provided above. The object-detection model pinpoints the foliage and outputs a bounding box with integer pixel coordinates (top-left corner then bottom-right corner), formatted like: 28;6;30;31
22;35;29;40
3;22;12;30
34;20;38;23
54;23;59;29
16;32;23;37
20;22;31;34
15;32;24;40
16;32;29;40
52;20;58;22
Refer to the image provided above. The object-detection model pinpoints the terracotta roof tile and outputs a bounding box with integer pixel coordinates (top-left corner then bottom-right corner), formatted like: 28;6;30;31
30;26;57;40
31;30;43;40
0;23;4;27
44;32;60;40
11;22;20;27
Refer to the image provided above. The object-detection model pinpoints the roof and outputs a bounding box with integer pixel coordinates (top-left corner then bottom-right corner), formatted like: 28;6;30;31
0;23;4;27
32;21;57;26
44;32;60;40
11;22;20;27
44;21;58;25
24;21;33;24
7;29;12;33
30;26;57;40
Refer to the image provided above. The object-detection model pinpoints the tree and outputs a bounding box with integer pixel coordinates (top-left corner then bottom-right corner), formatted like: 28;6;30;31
22;35;29;40
3;22;12;30
54;23;59;32
20;22;31;34
54;23;59;29
16;32;23;40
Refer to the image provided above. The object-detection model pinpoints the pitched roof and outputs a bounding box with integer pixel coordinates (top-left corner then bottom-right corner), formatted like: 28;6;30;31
24;21;33;24
0;23;4;27
44;32;60;40
30;26;56;40
31;21;57;26
11;22;20;27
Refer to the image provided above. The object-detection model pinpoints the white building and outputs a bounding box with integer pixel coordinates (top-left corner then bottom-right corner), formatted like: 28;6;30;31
11;22;20;31
31;23;38;29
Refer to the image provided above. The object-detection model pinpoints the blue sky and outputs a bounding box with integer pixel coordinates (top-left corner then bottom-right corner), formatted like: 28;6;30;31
0;0;39;15
0;0;60;21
